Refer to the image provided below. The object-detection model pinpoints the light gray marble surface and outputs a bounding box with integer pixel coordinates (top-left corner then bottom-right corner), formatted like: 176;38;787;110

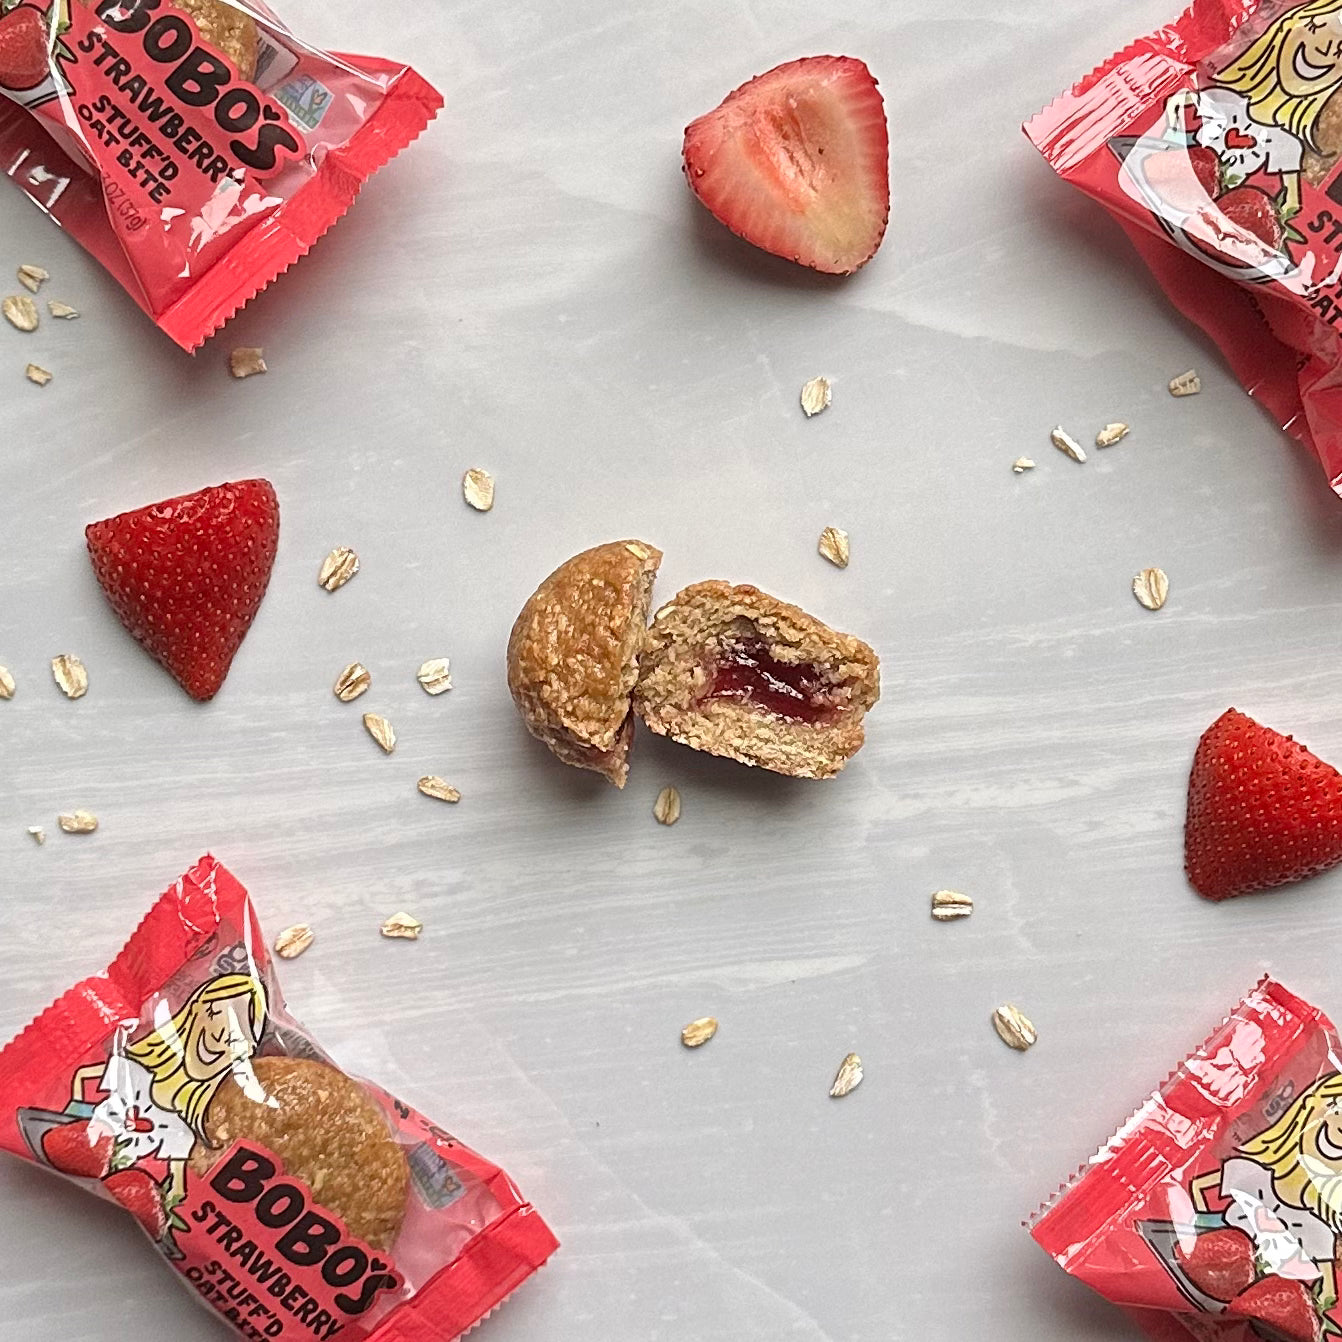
7;0;1342;1338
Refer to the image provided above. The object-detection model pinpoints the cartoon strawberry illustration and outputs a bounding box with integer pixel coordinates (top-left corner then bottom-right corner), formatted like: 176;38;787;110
0;4;50;92
1228;1274;1323;1342
1215;185;1286;250
102;1168;168;1241
1174;1227;1257;1301
41;1119;114;1179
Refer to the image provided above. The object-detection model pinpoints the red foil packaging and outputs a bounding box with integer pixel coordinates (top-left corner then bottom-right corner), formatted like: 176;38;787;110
0;856;558;1341
0;0;441;349
1025;0;1342;495
1033;978;1342;1342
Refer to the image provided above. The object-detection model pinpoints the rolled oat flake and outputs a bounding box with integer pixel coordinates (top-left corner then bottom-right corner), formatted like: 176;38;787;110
417;658;452;695
3;294;38;331
1050;425;1087;463
829;1052;864;1098
318;547;360;592
992;1003;1037;1051
681;1017;717;1048
274;924;314;959
931;889;973;921
363;713;396;754
333;662;371;702
51;654;87;699
381;912;423;940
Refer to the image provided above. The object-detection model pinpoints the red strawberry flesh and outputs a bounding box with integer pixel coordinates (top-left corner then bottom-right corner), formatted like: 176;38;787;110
41;1119;113;1179
103;1168;167;1240
85;479;279;701
1228;1275;1322;1342
1185;709;1342;900
0;5;50;92
683;55;889;274
1174;1227;1256;1301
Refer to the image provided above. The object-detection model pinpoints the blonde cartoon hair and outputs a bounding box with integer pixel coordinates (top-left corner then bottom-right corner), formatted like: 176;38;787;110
125;973;266;1138
1240;1072;1342;1232
1216;0;1342;149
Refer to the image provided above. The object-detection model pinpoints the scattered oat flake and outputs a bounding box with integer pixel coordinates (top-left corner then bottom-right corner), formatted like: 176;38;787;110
47;301;77;319
1096;422;1129;448
363;713;396;754
0;666;12;699
463;468;494;512
418;776;461;803
25;364;51;386
818;526;850;569
653;786;681;825
1133;567;1170;611
58;810;97;834
681;1017;717;1048
1012;457;1035;474
829;1053;863;1098
931;889;973;921
380;912;422;940
800;376;832;418
318;547;359;592
1169;369;1201;397
3;294;38;331
17;265;47;293
51;654;87;699
229;346;266;379
992;1003;1037;1051
416;658;452;695
1050;426;1086;463
27;826;44;845
274;924;314;959
333;662;371;702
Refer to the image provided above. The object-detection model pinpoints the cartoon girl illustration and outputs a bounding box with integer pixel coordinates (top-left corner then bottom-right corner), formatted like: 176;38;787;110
1188;1073;1342;1301
69;973;266;1220
1165;0;1342;226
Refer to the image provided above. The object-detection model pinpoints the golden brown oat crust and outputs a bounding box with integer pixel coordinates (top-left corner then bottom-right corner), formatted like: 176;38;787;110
633;581;879;778
78;0;259;80
190;1056;409;1251
506;540;662;787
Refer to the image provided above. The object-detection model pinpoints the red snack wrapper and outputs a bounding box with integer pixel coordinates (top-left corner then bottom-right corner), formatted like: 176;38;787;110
0;0;441;350
0;856;558;1341
1025;0;1342;495
1032;978;1342;1341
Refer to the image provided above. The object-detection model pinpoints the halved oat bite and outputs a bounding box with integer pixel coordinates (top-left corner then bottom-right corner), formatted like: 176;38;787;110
633;581;879;778
506;540;662;786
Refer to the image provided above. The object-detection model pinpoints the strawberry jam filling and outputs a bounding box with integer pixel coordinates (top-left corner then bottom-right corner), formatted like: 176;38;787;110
702;637;839;723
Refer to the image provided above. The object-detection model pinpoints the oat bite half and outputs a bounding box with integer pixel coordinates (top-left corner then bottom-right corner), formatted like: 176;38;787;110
506;540;663;787
634;582;880;779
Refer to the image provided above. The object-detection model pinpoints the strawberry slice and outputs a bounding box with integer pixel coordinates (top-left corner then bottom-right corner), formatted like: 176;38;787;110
1174;1227;1256;1301
1185;709;1342;900
102;1168;167;1241
0;5;50;93
683;55;889;275
85;479;279;702
1227;1275;1322;1342
41;1119;114;1179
